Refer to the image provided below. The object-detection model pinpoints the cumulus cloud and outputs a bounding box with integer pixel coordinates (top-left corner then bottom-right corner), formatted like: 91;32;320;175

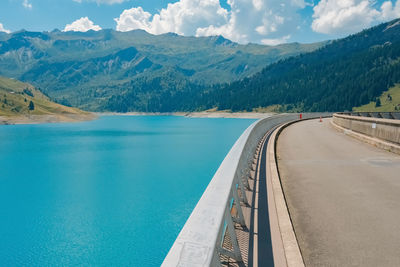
73;0;127;4
23;0;32;9
115;0;228;36
261;35;291;45
0;23;11;34
312;0;400;35
381;0;400;20
63;17;102;32
115;0;308;45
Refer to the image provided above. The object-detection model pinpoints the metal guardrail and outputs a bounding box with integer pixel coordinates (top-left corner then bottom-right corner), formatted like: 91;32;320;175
340;112;400;120
162;113;331;267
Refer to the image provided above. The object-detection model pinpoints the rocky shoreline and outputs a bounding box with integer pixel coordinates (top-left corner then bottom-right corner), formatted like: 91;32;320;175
97;111;275;119
0;113;97;125
0;111;275;125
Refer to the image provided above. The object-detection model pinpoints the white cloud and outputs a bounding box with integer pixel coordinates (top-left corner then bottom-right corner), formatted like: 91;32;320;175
115;0;228;36
115;0;307;44
261;35;291;45
312;0;400;35
63;17;102;32
114;7;153;32
381;0;400;20
0;23;11;34
196;0;304;44
23;0;32;9
73;0;127;4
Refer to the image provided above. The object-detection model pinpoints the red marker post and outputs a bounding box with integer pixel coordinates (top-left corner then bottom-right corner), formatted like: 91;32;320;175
299;113;302;120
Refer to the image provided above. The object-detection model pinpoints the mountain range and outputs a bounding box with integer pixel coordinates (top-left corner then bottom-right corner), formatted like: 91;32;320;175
0;29;322;111
1;19;400;113
198;18;400;112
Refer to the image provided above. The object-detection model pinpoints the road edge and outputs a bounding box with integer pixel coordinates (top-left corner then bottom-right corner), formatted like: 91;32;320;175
266;122;305;267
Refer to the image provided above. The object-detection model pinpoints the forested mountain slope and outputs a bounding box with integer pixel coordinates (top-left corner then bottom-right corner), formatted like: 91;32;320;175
0;29;322;111
202;18;400;112
2;18;398;113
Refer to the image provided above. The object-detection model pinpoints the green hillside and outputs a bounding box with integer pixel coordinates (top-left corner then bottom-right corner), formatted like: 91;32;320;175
0;76;88;116
194;18;400;112
2;19;399;113
353;84;400;112
0;29;323;111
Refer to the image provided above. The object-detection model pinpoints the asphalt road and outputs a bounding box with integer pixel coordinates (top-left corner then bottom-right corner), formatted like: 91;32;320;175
277;118;400;267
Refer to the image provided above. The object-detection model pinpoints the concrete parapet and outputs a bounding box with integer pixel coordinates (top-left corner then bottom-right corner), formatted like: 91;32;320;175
332;114;400;154
163;113;331;267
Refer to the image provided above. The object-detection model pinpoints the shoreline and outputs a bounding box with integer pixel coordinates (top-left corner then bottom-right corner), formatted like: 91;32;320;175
0;111;275;125
0;113;97;125
97;111;276;119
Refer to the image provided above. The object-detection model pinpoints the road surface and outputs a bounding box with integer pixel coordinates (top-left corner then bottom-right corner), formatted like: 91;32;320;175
277;118;400;266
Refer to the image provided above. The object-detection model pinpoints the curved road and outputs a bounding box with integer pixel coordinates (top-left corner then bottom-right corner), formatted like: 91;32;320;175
277;118;400;266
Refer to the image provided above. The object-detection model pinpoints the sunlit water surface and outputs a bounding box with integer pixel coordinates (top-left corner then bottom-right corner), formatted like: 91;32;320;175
0;115;254;266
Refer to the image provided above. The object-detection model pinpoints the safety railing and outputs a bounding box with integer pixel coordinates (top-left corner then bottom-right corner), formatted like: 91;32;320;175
340;112;400;120
162;113;330;267
333;113;400;145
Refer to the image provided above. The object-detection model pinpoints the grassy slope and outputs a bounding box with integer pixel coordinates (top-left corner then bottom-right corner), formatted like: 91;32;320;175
0;30;327;112
0;76;87;116
353;84;400;112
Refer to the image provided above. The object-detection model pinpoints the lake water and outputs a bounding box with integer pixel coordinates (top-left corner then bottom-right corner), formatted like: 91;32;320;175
0;115;254;266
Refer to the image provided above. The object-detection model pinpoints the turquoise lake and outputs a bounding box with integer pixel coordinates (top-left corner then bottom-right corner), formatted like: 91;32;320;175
0;115;254;266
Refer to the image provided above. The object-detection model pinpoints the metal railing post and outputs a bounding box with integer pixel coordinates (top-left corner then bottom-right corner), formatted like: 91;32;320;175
237;173;249;205
222;204;243;262
231;185;246;227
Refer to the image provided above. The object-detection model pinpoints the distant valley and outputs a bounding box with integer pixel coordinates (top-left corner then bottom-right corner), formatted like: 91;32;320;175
0;29;322;112
1;19;400;113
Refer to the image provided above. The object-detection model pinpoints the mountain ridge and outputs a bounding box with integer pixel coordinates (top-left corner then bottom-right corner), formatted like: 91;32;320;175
0;28;324;111
195;18;400;112
4;19;399;113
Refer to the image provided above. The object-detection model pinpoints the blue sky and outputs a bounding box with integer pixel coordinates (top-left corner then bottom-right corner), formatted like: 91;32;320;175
0;0;399;44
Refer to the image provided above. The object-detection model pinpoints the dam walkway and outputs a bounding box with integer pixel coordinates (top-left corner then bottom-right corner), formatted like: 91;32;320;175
277;118;400;266
163;114;400;267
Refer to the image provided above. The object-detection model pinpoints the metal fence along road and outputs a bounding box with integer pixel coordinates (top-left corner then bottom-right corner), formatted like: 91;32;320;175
162;113;331;267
